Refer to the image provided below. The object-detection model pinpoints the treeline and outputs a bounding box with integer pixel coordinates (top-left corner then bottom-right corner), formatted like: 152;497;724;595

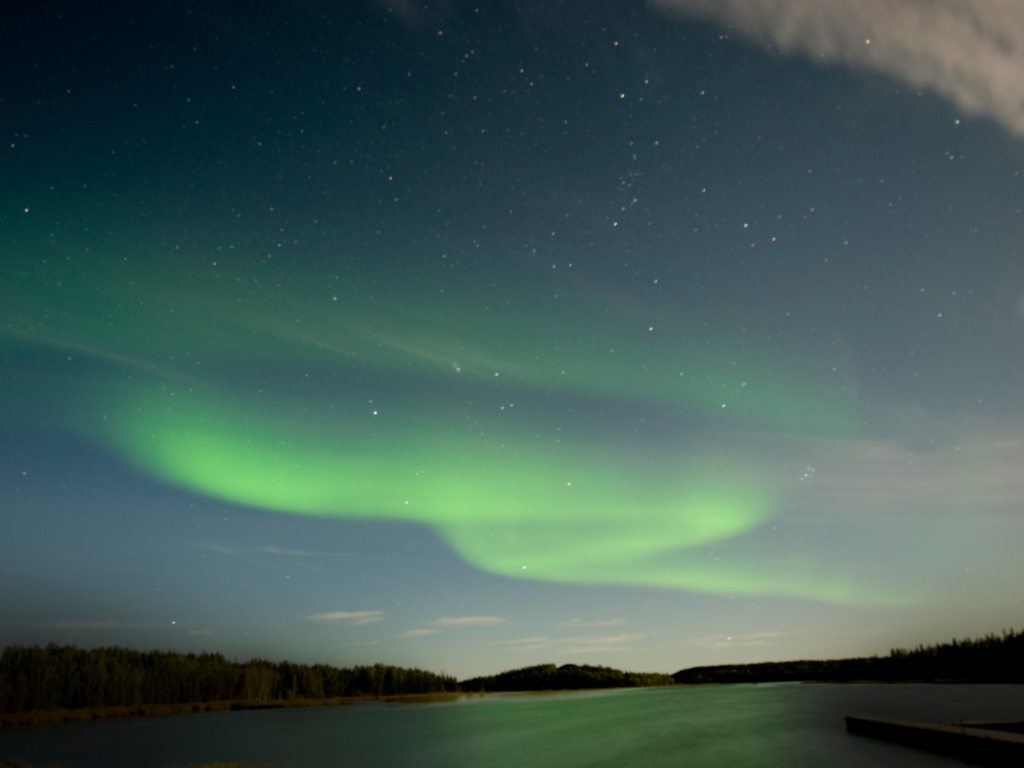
0;644;458;714
674;629;1024;684
9;628;1019;715
462;663;675;692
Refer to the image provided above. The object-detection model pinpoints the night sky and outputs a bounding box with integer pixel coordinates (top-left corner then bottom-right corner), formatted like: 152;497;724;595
3;1;1023;678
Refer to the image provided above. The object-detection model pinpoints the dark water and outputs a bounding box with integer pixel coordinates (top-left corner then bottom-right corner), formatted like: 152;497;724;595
3;684;1023;767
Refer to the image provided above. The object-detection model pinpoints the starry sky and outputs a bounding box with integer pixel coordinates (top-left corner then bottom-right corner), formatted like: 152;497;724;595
3;0;1024;678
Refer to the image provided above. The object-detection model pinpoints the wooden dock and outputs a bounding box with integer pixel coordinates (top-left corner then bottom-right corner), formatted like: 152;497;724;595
845;715;1024;766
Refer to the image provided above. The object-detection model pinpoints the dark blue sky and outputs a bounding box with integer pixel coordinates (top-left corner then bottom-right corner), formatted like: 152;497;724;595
3;1;1023;677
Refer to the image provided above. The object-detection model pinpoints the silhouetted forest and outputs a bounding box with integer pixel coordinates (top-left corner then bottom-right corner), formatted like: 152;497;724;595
4;628;1021;716
0;644;457;714
674;629;1024;684
461;663;675;692
0;646;672;717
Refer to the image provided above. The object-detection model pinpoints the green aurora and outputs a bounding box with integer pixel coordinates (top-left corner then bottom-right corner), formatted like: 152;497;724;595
3;247;879;603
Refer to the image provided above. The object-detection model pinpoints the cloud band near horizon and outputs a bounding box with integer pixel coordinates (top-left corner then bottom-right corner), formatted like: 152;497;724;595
306;611;384;624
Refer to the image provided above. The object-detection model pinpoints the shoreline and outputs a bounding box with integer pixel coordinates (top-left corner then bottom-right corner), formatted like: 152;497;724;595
0;692;472;729
6;679;1016;729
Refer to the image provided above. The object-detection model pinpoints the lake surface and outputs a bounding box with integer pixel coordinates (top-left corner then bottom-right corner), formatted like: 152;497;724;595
3;684;1023;767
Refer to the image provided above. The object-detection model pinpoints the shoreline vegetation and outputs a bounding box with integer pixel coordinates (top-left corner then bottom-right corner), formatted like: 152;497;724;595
0;692;469;728
2;629;1021;728
673;628;1024;685
0;646;463;728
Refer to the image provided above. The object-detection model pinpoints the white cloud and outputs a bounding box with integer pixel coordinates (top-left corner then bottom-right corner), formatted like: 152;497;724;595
499;635;554;650
306;610;383;625
434;615;505;627
651;0;1024;138
402;628;441;637
562;617;626;628
502;632;645;655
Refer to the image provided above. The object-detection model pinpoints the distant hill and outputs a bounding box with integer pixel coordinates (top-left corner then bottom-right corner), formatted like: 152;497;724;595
674;629;1024;684
461;663;675;692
